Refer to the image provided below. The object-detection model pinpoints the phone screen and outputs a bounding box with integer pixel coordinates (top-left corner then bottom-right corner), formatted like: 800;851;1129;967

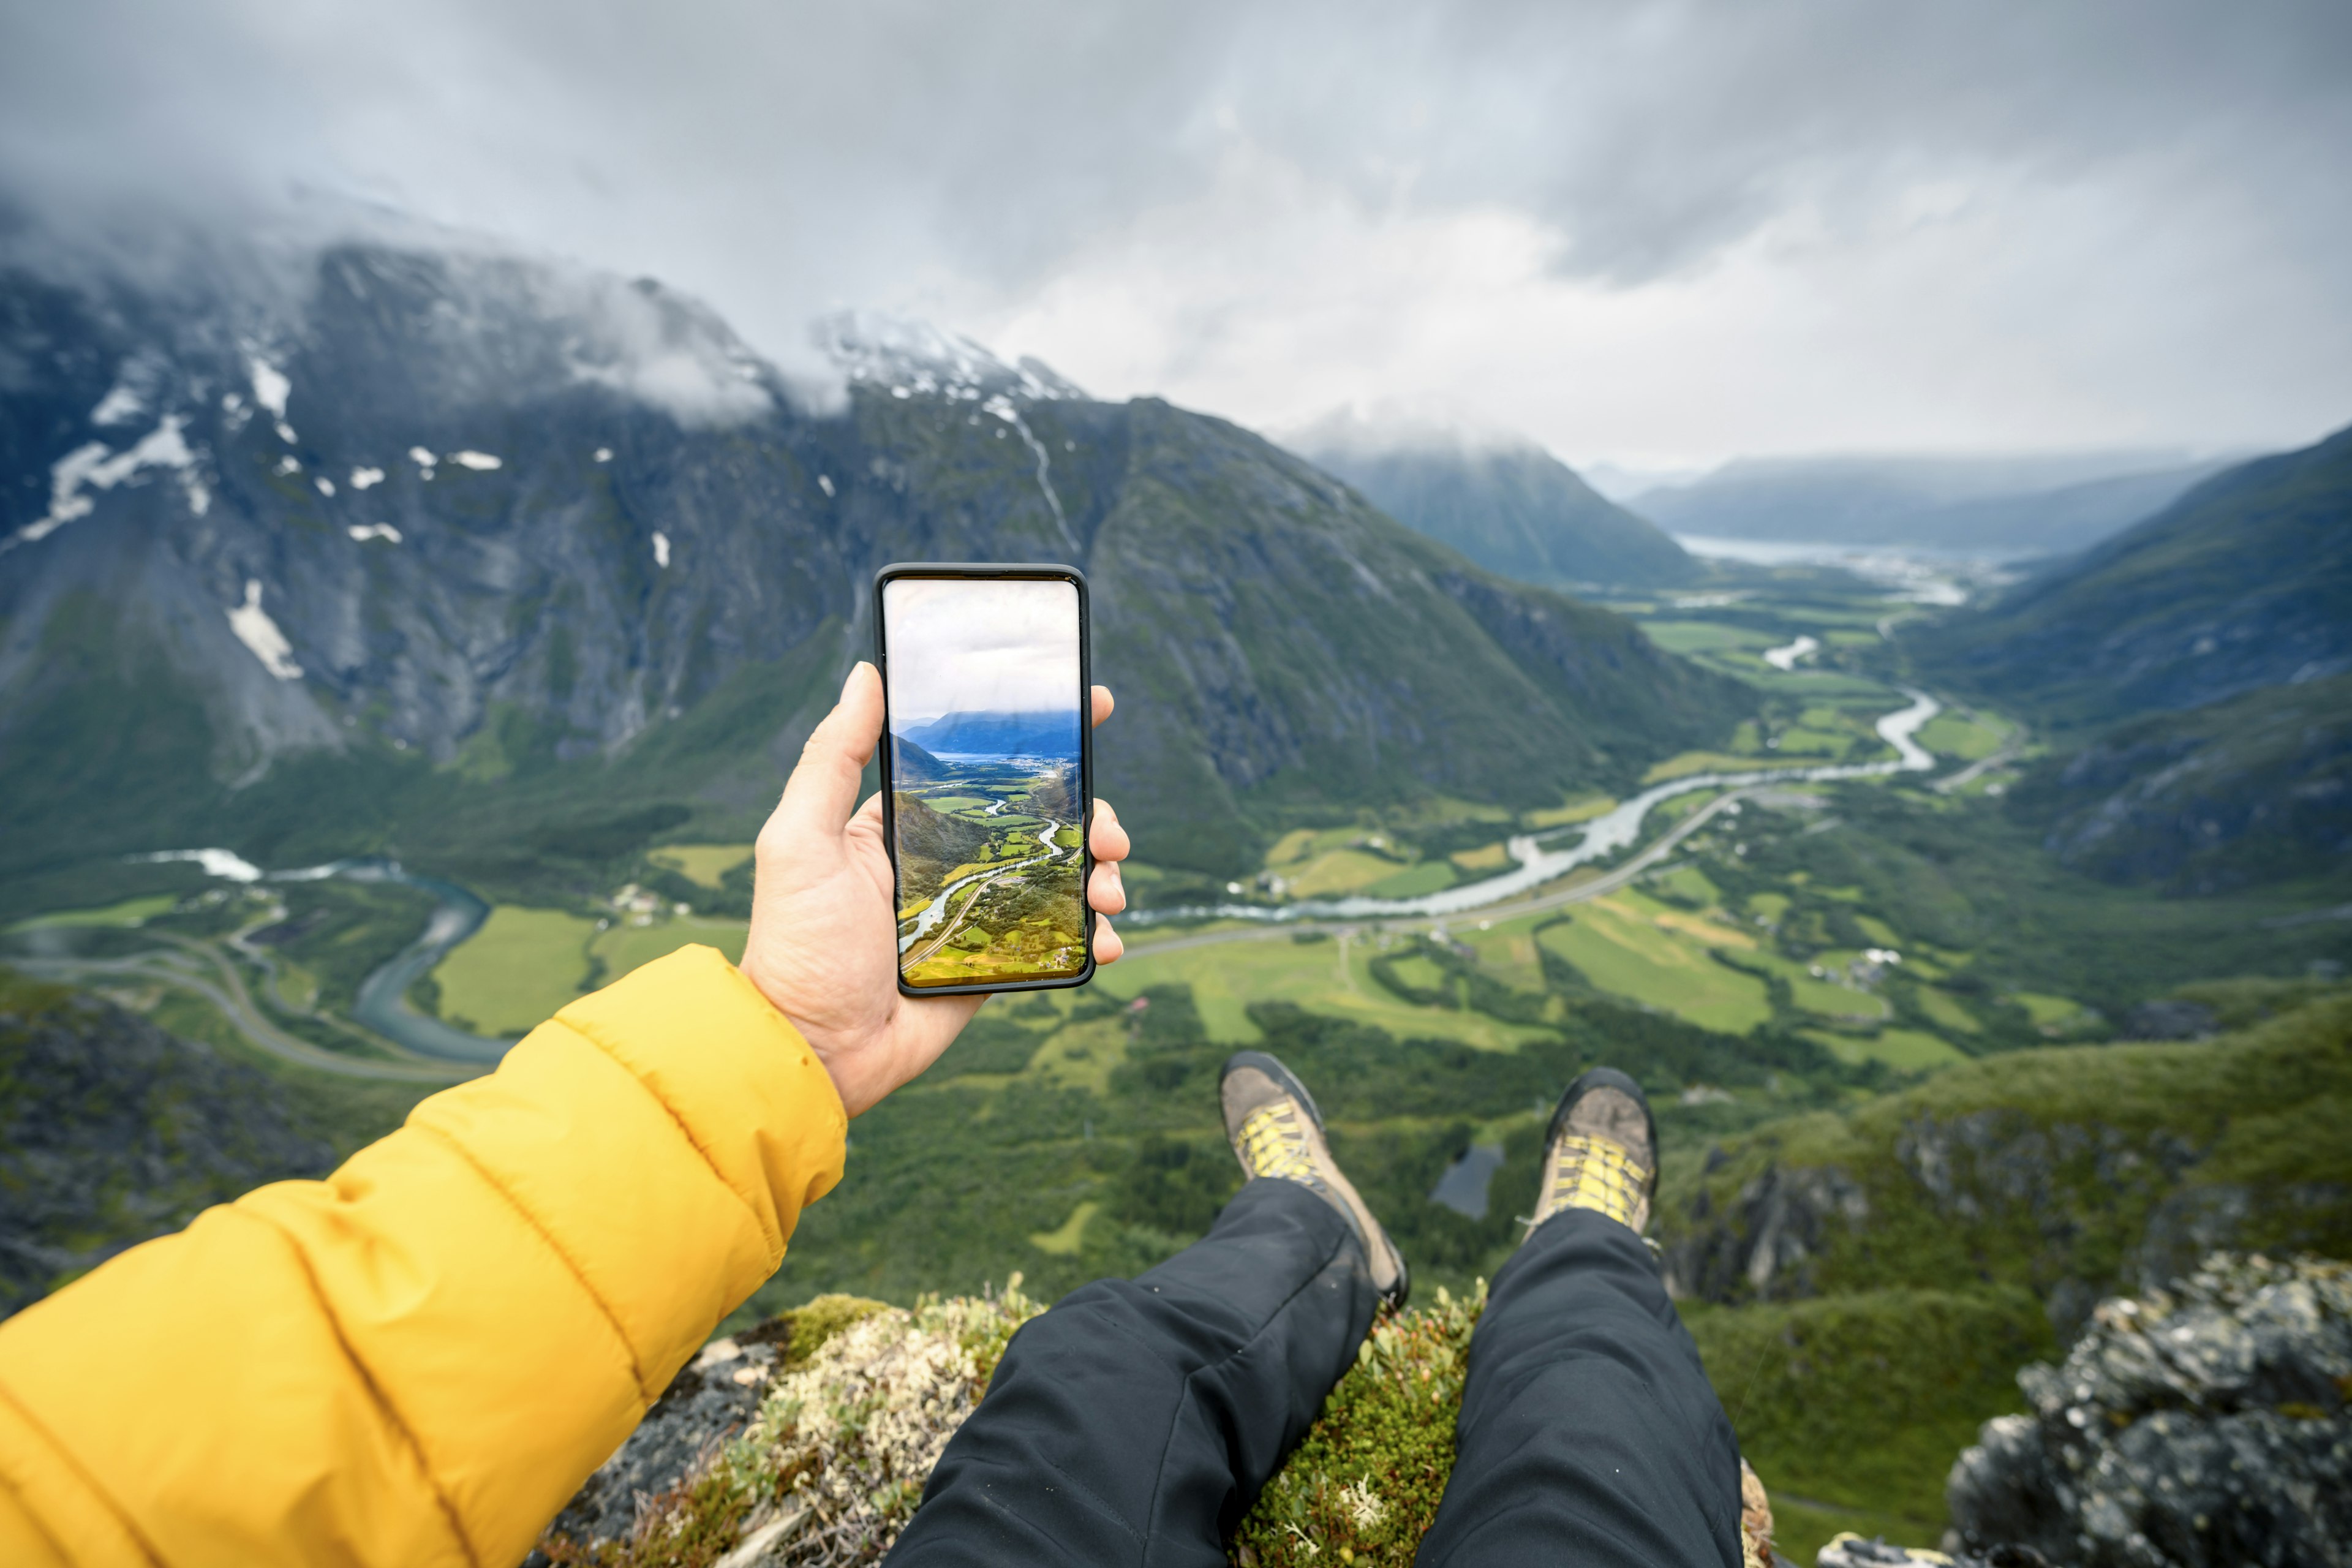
880;571;1090;991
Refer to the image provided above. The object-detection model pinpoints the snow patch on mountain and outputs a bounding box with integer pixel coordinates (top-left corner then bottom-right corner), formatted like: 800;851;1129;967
130;848;266;882
816;312;1085;405
225;580;303;680
985;395;1076;552
9;416;201;549
247;355;291;420
91;382;145;426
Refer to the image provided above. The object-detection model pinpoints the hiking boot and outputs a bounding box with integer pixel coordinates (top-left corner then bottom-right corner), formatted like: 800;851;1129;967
1528;1066;1658;1238
1221;1050;1409;1309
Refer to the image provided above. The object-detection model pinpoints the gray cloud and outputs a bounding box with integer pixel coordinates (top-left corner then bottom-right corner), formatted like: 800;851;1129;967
2;0;2346;458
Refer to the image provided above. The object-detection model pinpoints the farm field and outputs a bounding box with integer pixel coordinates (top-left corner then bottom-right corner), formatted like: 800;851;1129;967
646;843;754;889
1112;929;1556;1052
430;906;598;1036
429;904;749;1037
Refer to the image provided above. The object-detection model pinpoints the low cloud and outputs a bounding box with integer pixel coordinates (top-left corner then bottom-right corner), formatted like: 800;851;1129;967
3;1;2346;460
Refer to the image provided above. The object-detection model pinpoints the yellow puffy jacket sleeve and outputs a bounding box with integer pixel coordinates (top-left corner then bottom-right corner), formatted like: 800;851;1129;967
0;944;846;1568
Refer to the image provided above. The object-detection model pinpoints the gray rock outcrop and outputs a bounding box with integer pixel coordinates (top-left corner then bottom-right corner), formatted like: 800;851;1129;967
1947;1253;2351;1567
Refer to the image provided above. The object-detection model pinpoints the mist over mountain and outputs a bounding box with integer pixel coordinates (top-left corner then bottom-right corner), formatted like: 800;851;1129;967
0;230;1749;899
899;710;1081;758
1287;413;1695;588
1634;451;2236;555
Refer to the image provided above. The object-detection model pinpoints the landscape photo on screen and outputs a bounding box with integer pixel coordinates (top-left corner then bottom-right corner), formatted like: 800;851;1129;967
883;576;1087;987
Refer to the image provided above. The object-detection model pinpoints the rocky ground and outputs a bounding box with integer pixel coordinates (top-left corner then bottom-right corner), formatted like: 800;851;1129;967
530;1255;2348;1567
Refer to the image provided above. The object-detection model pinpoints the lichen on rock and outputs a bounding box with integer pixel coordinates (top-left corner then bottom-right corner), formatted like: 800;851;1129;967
533;1285;1039;1567
1947;1253;2352;1567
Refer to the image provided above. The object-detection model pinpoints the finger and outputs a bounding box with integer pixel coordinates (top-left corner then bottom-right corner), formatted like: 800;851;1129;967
1088;800;1131;863
1087;861;1126;914
1093;915;1125;965
1090;685;1115;728
775;663;884;833
843;790;888;852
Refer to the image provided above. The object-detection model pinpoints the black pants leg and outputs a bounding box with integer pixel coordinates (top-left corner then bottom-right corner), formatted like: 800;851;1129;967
1416;1208;1743;1567
886;1178;1377;1568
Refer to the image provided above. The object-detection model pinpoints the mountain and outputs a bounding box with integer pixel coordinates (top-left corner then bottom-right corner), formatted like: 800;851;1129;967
1913;426;2352;891
1915;426;2352;723
899;709;1079;758
1287;415;1697;588
1634;451;2233;554
0;237;1751;902
2005;674;2352;894
890;733;954;784
887;794;995;895
1888;462;2242;555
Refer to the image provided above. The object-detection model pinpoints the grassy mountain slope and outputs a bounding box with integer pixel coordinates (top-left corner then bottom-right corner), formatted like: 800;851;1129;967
1294;431;1697;588
1907;424;2352;891
2003;673;2352;892
1915;424;2352;725
1657;987;2352;1317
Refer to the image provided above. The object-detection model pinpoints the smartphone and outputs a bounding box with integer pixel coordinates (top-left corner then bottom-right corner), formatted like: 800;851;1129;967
875;563;1095;997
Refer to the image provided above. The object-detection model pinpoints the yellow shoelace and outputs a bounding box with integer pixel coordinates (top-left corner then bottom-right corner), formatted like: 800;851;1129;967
1237;1104;1319;1183
1538;1133;1651;1231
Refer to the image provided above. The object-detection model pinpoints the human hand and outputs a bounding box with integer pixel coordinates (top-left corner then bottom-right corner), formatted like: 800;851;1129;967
739;663;1131;1117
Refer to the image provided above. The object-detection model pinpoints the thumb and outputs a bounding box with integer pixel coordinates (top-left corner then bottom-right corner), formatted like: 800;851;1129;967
777;662;884;832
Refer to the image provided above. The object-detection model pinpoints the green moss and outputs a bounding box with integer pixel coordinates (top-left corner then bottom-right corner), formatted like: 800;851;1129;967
739;1292;894;1371
1233;1284;1485;1567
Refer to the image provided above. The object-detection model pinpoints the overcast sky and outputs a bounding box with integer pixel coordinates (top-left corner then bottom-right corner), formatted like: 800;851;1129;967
881;577;1081;728
4;0;2347;467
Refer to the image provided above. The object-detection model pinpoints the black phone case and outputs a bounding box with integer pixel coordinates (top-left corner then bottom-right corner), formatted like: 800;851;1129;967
874;562;1096;998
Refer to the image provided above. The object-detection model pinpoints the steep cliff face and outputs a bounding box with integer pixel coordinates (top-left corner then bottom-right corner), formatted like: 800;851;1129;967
0;241;1748;885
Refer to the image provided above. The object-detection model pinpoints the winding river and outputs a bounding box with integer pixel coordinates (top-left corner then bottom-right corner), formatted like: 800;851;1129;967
282;860;513;1063
1131;688;1943;927
897;815;1071;956
157;691;1940;1047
